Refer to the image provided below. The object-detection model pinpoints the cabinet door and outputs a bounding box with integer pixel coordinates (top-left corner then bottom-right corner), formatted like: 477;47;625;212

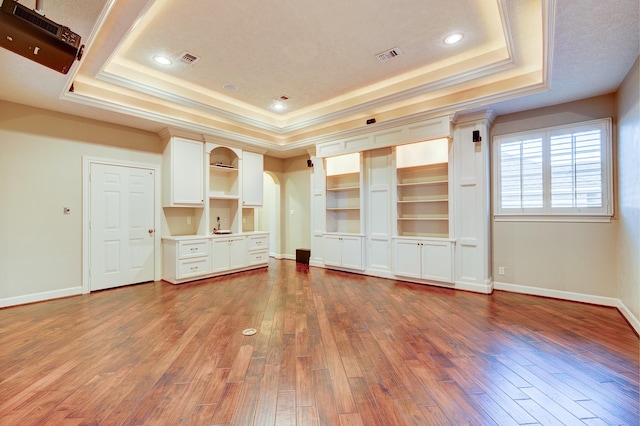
229;236;247;269
340;235;363;270
168;138;204;206
421;240;453;283
323;235;342;267
242;151;264;206
211;239;230;273
394;239;421;278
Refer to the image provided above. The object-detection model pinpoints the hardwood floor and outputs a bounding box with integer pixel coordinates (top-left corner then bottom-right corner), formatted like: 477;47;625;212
0;259;637;425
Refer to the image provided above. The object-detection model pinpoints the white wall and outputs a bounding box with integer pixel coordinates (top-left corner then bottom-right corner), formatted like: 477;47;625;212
491;95;619;300
616;56;640;329
0;100;162;304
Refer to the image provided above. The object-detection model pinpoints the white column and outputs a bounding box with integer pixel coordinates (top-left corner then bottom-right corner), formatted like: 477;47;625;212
308;148;326;266
452;111;495;293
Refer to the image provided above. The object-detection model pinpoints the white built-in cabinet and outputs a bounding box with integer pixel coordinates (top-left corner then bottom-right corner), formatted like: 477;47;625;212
247;233;269;266
211;236;246;273
242;150;264;207
323;152;364;270
312;117;464;286
393;238;453;283
323;234;364;270
162;137;204;207
393;139;454;283
162;238;210;282
161;134;268;284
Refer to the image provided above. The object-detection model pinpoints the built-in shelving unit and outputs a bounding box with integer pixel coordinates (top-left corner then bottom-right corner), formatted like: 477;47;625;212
397;162;449;238
209;146;240;234
396;138;450;238
161;135;269;285
325;153;361;234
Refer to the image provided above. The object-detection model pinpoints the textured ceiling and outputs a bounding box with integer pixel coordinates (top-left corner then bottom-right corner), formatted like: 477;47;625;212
0;0;637;157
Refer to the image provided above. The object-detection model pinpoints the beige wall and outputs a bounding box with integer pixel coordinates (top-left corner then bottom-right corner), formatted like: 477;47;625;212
0;100;162;301
616;56;640;325
491;95;619;299
282;156;312;256
262;155;312;258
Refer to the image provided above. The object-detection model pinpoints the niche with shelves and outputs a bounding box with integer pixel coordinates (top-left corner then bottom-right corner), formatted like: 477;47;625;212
209;146;239;198
325;152;362;234
396;138;450;238
208;145;241;234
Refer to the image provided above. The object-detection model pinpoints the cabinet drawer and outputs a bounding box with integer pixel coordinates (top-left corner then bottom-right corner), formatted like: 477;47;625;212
247;235;268;250
248;249;268;265
178;240;209;259
177;257;210;278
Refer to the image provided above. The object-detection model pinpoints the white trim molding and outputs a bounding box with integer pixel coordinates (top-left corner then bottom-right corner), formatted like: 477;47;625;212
494;281;640;335
0;286;82;309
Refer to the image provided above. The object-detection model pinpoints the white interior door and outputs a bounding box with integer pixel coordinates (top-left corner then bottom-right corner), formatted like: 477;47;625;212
90;163;155;291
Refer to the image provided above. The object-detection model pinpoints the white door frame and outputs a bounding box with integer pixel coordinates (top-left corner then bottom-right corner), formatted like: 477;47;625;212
82;156;161;294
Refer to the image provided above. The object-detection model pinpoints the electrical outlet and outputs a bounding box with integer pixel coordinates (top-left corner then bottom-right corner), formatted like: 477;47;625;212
498;266;505;275
186;216;191;225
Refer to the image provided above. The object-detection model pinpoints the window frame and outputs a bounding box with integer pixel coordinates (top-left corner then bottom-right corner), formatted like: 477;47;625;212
492;118;613;222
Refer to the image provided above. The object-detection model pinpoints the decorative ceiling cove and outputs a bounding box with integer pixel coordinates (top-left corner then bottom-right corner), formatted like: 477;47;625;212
66;0;550;152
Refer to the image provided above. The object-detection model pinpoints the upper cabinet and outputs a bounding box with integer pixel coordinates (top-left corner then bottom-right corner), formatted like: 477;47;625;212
395;138;450;239
325;152;362;234
162;137;204;207
242;151;264;207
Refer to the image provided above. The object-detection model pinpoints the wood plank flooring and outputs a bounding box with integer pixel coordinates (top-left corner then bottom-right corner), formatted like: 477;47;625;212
0;259;637;425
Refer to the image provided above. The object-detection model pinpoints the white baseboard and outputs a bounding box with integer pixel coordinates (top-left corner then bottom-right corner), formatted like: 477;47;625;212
0;286;83;309
616;299;640;335
494;281;639;335
364;268;395;280
456;279;494;294
493;281;620;306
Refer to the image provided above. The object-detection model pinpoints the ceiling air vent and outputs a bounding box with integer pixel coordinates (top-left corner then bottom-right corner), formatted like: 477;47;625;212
178;52;199;65
376;47;403;62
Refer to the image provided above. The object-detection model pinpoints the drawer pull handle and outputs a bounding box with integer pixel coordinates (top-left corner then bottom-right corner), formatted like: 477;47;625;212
190;248;198;251
191;266;198;270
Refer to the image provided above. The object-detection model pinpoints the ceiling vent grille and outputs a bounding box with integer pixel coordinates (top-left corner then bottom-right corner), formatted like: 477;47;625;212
178;52;200;65
376;47;403;62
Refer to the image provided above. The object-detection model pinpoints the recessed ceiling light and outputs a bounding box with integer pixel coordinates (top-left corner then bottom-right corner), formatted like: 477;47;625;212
153;55;172;65
443;33;464;45
271;101;286;112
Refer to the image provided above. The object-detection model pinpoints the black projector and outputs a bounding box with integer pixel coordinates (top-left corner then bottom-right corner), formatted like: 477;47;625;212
0;0;83;74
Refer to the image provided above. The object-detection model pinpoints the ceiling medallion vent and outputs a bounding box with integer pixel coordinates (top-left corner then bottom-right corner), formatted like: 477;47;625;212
178;52;200;65
376;47;403;62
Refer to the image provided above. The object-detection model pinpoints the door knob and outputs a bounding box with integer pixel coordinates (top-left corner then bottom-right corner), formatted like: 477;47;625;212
148;229;154;234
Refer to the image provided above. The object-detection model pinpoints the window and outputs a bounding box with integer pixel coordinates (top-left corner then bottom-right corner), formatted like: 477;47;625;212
493;118;612;221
